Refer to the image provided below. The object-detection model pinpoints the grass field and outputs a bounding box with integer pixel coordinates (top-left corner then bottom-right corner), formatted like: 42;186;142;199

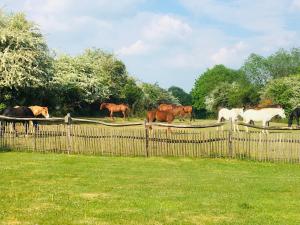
1;152;300;225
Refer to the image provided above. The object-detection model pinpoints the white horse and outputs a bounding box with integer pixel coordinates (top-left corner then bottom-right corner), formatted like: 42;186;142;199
217;108;244;132
243;107;286;132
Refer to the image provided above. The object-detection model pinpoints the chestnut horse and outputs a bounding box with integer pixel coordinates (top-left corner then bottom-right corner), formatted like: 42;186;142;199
158;104;185;120
182;106;194;121
29;106;50;118
146;109;175;131
100;103;130;120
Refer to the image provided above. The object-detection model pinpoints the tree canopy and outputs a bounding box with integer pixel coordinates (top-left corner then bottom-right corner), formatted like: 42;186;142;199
242;48;300;86
261;74;300;114
168;86;192;106
0;11;53;89
191;65;250;111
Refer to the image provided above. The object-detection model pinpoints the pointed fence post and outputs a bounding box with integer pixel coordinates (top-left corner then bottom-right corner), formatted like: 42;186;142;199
65;113;72;154
144;120;149;157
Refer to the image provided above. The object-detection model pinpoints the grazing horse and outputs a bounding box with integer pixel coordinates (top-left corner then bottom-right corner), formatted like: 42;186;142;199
243;107;286;132
288;107;300;127
158;104;185;120
1;106;37;136
100;103;130;120
29;106;50;118
158;103;174;112
217;108;244;132
146;109;175;131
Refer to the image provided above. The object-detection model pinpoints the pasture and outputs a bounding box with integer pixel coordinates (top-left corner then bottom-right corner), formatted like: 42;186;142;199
1;152;300;225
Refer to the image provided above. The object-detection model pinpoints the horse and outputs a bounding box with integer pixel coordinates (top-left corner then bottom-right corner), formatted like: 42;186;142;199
146;109;175;132
1;106;37;136
158;103;174;112
243;107;286;132
29;106;50;118
100;103;130;120
182;106;194;121
217;108;244;132
158;104;185;120
288;107;300;127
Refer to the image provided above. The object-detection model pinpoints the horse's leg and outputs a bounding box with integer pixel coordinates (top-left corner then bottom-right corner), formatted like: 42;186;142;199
122;110;126;120
262;121;268;134
33;121;38;133
110;111;114;120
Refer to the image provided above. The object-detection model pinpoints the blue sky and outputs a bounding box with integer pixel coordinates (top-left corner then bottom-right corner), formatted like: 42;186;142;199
2;0;300;91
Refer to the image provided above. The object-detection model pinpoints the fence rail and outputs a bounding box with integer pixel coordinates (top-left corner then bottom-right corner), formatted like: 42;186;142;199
0;114;300;163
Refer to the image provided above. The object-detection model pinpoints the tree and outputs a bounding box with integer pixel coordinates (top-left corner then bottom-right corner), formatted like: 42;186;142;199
241;54;270;86
261;74;300;114
52;50;116;112
120;77;143;114
191;65;249;110
140;83;179;109
242;48;300;86
168;86;192;105
0;11;53;106
204;82;259;113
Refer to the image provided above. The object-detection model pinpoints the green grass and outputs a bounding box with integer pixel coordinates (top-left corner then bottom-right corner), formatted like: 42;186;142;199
1;152;300;225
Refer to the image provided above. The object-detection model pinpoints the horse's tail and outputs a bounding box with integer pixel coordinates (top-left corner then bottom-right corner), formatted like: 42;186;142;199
126;106;130;117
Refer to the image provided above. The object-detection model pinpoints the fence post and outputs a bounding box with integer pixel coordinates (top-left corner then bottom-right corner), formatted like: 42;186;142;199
144;120;149;157
64;113;72;154
228;119;233;158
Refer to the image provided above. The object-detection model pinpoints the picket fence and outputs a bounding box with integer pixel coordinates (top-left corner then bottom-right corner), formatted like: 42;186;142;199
0;114;300;163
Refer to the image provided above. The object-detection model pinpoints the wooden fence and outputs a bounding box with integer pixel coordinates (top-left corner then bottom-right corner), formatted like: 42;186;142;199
0;114;300;163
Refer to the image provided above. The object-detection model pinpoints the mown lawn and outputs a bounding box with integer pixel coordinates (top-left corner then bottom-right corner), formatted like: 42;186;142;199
0;152;300;225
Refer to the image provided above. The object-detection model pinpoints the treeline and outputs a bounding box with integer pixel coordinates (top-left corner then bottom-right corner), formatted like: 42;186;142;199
192;48;300;117
0;11;179;116
1;10;300;118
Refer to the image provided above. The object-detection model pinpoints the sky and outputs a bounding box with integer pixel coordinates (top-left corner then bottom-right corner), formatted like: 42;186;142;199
1;0;300;91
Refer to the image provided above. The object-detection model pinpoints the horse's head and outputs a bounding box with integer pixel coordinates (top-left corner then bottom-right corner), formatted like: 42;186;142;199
233;108;244;118
100;103;107;110
277;108;286;119
40;107;50;118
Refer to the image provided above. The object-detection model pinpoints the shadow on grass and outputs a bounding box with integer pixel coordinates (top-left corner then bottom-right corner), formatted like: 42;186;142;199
0;146;12;153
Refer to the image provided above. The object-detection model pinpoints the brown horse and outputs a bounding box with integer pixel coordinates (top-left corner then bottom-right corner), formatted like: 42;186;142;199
158;103;174;111
182;106;194;121
100;103;130;120
158;104;185;120
146;109;175;131
29;106;50;118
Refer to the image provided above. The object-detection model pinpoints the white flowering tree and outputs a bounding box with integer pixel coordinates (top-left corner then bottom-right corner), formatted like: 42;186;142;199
262;74;300;114
0;11;53;89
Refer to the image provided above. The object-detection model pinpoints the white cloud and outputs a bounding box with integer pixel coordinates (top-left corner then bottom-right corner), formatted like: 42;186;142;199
211;41;248;66
291;0;300;9
142;15;192;42
117;40;149;56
